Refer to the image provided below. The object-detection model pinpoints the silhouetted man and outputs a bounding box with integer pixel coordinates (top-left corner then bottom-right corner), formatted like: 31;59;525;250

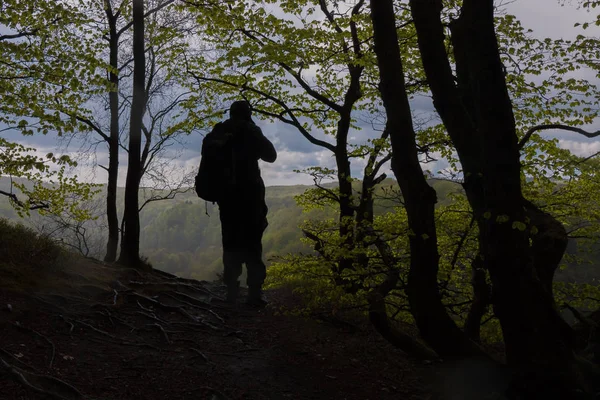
217;101;277;306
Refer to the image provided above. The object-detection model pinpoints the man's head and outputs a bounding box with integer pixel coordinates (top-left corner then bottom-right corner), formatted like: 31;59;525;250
230;100;252;121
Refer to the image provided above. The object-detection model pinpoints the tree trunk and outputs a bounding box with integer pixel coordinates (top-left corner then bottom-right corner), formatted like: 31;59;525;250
367;269;438;360
104;1;120;263
369;0;482;359
119;0;145;268
464;255;491;343
335;85;360;276
410;0;589;394
523;199;568;298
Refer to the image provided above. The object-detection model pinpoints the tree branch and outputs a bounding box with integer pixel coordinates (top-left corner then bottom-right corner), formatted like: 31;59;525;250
74;115;110;142
518;124;600;150
350;0;366;57
117;0;176;37
188;71;336;152
0;190;49;211
238;28;343;113
0;29;40;41
318;0;350;55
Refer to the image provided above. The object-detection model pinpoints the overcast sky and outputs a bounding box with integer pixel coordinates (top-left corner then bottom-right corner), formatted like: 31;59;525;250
5;0;599;187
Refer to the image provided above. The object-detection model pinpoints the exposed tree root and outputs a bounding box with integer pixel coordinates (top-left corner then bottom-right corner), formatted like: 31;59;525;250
11;322;56;369
164;291;211;308
150;269;207;286
0;347;40;373
191;386;232;400
146;323;171;344
95;308;135;330
205;352;266;360
131;310;171;325
69;318;161;351
208;309;226;324
129;292;199;322
0;355;84;400
57;315;75;334
367;273;439;361
72;319;121;341
172;290;229;313
33;296;70;314
190;348;210;362
128;292;224;331
170;320;222;332
86;336;162;351
128;280;222;299
161;292;227;324
3;270;239;399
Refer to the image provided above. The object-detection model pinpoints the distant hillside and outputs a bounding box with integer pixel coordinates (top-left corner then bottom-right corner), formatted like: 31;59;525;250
0;177;469;281
2;174;599;287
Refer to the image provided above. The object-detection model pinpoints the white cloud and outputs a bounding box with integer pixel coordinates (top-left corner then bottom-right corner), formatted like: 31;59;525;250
558;138;600;156
5;0;600;189
506;0;591;39
260;149;337;186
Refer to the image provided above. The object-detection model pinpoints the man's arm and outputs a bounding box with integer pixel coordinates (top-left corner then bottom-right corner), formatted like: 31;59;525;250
259;134;277;163
251;126;277;163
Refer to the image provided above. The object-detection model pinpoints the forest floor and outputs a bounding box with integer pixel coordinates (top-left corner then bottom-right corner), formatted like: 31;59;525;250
0;255;433;400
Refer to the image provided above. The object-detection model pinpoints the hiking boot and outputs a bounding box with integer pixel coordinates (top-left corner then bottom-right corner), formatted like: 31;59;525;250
226;282;240;303
246;286;268;307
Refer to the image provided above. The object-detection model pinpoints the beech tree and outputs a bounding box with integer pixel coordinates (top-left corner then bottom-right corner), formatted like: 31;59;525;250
185;0;600;368
29;0;197;263
408;0;599;395
119;0;146;266
0;0;100;217
369;0;482;359
97;0;196;262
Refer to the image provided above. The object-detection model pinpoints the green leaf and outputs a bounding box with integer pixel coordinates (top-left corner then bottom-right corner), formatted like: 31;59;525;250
496;214;510;224
512;221;527;231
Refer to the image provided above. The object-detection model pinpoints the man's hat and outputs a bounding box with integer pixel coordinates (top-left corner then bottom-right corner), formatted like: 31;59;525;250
230;100;252;120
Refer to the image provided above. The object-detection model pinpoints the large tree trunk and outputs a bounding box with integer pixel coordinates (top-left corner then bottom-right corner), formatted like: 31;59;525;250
104;1;120;263
463;255;491;343
523;199;568;298
410;0;590;395
369;0;482;359
334;77;361;276
119;0;145;267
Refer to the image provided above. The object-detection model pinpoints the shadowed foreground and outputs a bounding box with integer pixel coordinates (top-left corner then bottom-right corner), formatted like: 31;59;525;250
0;255;429;400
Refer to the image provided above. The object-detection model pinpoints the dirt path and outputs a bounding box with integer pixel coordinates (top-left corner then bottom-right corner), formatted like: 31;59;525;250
0;259;429;400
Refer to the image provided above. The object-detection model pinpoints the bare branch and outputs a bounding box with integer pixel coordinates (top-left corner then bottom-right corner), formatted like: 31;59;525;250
188;71;336;152
0;29;39;41
117;0;176;37
349;0;366;57
518;124;600;150
0;189;49;211
238;28;343;113
73;115;110;142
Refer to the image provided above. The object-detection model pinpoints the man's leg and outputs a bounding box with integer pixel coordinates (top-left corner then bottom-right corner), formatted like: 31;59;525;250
245;231;268;306
223;251;243;303
219;202;244;303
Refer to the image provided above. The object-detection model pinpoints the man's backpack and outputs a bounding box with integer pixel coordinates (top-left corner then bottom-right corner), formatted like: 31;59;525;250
194;124;236;202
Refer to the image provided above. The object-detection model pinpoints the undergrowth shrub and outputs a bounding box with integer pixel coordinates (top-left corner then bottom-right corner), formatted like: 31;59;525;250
265;253;368;317
266;195;600;345
0;217;63;270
